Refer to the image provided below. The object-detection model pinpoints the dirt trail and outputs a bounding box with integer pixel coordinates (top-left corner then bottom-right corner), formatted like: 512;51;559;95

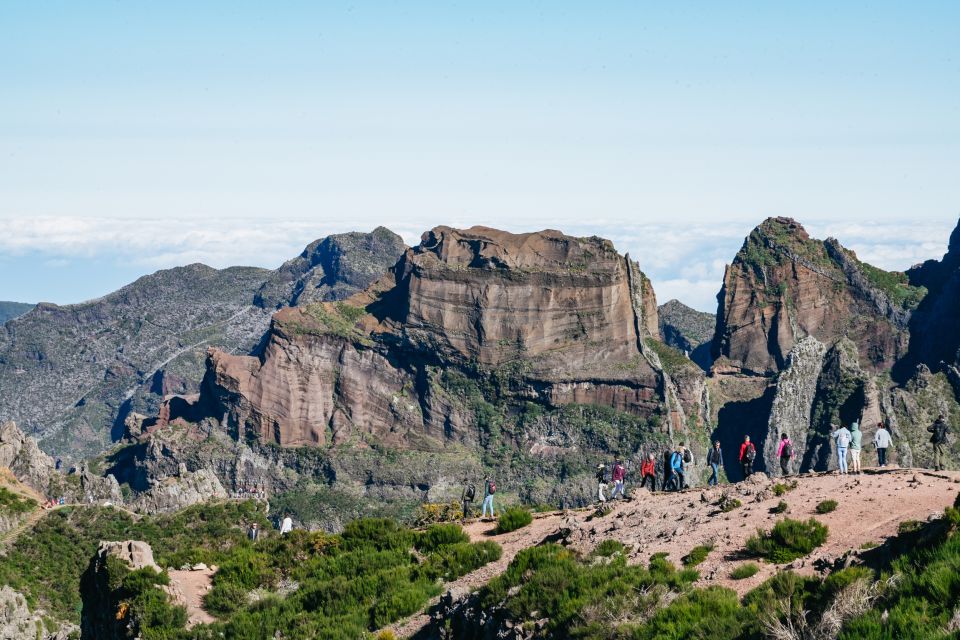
387;467;960;638
168;568;217;627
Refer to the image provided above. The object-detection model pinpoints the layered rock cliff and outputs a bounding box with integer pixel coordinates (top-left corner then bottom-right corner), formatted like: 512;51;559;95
0;229;405;458
711;217;958;477
157;227;710;513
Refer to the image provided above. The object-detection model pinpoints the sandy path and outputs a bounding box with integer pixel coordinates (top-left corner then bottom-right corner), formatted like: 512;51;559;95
386;467;960;638
168;568;216;627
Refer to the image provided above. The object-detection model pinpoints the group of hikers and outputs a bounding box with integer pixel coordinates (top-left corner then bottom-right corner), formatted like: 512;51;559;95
459;415;950;513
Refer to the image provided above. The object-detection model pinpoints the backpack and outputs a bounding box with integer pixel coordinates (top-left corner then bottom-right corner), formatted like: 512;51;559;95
782;442;793;459
683;449;692;464
744;444;756;461
487;481;496;494
465;485;476;501
836;431;851;447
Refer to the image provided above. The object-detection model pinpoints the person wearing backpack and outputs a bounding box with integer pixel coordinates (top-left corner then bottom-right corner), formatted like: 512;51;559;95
707;441;723;486
610;460;627;500
661;449;674;491
831;423;852;474
669;447;685;492
461;480;477;520
738;435;756;479
874;422;892;467
849;422;863;474
928;414;950;471
481;477;497;519
640;453;657;492
596;463;608;502
776;433;794;476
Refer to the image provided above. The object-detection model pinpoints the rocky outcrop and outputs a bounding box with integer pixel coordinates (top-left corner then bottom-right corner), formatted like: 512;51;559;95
202;227;677;449
0;229;406;459
131;465;228;514
0;586;76;640
906;218;960;375
712;217;919;376
659;299;715;371
80;541;165;640
762;336;827;474
0;420;55;495
0;302;33;325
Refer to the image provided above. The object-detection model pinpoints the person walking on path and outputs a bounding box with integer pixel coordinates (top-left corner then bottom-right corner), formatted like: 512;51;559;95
668;447;684;492
739;436;756;479
481;477;497;519
707;441;723;486
776;433;794;476
461;480;476;520
849;422;863;474
831;423;852;474
596;464;608;502
610;460;627;500
639;453;657;492
248;522;259;542
280;514;293;535
928;414;950;471
874;422;892;467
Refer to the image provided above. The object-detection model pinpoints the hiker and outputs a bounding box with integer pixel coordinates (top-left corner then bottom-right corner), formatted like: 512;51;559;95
481;477;496;519
831;423;852;474
280;514;293;535
776;433;794;476
661;449;674;491
55;458;62;471
738;435;756;479
707;441;723;486
639;453;657;492
928;414;950;471
461;480;477;520
596;464;608;502
680;443;692;489
248;522;259;542
668;447;684;492
610;459;627;500
874;422;892;467
849;421;863;474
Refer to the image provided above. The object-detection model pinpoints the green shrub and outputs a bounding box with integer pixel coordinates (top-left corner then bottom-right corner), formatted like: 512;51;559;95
730;563;760;580
0;487;36;515
496;507;532;534
415;523;469;553
746;518;829;563
719;496;742;512
682;544;713;567
771;500;789;514
898;520;922;535
816;499;838;514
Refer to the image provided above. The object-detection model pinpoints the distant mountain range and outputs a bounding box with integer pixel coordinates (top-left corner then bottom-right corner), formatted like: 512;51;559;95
0;301;34;324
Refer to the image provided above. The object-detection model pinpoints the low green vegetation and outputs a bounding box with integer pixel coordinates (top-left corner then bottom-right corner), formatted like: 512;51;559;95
719;496;742;512
682;544;713;567
730;563;759;580
0;486;37;515
746;517;829;563
496;506;532;534
857;261;927;309
592;539;626;558
0;501;268;623
772;480;797;497
771;500;789;514
816;499;838;514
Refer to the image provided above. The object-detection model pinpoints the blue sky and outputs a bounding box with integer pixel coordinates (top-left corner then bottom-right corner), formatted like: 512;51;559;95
1;2;959;310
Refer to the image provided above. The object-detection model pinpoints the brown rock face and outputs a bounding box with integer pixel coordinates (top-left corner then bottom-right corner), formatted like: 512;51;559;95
198;226;686;449
712;217;917;376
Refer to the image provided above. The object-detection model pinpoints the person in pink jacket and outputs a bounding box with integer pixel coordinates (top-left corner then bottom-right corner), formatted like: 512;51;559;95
776;432;795;476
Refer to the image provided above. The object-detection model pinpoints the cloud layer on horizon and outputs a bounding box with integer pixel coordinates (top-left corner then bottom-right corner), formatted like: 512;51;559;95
0;216;955;313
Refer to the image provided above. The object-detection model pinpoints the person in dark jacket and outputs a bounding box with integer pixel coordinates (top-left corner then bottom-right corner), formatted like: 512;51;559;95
707;441;723;486
596;464;608;502
461;480;476;520
662;449;674;491
639;453;657;492
928;414;950;471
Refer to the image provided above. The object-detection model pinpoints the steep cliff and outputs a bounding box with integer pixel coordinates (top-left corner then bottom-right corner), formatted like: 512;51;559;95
658;299;715;370
0;229;405;458
157;226;710;515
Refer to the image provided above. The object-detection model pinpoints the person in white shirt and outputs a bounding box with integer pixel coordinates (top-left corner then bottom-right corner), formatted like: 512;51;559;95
280;515;293;535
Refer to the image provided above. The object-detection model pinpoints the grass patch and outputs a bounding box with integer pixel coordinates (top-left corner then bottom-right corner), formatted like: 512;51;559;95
592;539;626;558
815;499;838;514
0;486;37;515
746;518;829;563
682;544;714;567
730;563;760;580
772;480;797;497
496;506;533;534
719;496;742;513
771;500;789;514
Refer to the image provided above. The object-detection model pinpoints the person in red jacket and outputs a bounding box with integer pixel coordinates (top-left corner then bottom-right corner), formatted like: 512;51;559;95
639;453;657;492
739;435;757;479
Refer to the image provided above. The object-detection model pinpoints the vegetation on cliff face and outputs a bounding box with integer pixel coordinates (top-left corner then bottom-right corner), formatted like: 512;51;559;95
0;301;34;324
